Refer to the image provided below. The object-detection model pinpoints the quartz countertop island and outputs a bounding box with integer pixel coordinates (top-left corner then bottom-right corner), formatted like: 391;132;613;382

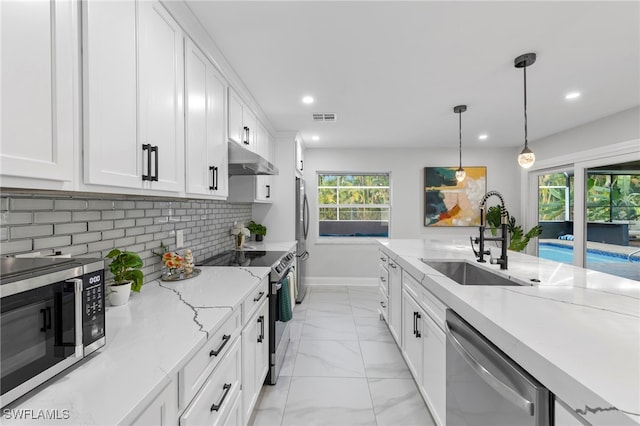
379;238;640;426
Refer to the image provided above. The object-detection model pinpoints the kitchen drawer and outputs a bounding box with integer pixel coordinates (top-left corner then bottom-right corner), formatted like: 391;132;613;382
179;308;241;409
378;286;388;321
421;287;446;329
402;270;420;300
180;337;242;426
379;264;389;294
379;251;389;269
243;277;268;324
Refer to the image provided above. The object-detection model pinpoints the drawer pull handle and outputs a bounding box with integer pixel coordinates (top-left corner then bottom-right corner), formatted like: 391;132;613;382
253;291;265;302
210;383;232;412
257;315;265;343
380;257;386;262
209;334;231;357
380;277;386;282
390;263;397;269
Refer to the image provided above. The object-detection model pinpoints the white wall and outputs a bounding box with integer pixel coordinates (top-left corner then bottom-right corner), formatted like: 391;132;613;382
530;107;640;161
302;146;520;284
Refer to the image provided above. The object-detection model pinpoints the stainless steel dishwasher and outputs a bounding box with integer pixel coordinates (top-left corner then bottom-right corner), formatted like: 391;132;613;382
445;310;551;426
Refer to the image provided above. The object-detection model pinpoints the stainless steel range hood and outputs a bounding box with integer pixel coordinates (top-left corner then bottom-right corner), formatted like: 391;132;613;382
228;141;278;175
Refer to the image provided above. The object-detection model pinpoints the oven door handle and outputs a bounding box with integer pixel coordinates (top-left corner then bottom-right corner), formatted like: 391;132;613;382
445;320;534;416
67;279;84;357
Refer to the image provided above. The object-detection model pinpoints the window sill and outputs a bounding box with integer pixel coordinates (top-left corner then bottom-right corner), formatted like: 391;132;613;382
315;237;387;245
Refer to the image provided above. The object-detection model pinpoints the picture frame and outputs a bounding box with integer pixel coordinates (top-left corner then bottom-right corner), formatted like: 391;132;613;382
424;166;487;226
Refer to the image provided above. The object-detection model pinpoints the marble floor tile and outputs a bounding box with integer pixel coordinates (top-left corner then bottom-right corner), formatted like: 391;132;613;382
354;316;394;342
250;375;291;426
359;340;412;379
368;378;435;426
279;337;300;377
301;315;358;340
293;339;365;377
282;377;376;426
305;300;354;318
310;285;349;294
288;317;305;342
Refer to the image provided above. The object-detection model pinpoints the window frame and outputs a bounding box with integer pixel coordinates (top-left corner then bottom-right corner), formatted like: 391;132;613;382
317;171;391;239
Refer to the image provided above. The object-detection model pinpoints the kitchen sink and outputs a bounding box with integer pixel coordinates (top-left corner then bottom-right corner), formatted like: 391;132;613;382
421;260;527;286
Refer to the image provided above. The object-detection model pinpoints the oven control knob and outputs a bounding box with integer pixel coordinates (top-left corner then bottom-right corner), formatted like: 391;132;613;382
275;264;282;273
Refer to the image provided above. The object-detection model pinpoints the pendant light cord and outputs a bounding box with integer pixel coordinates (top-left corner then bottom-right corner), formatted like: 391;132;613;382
523;65;528;149
458;111;463;167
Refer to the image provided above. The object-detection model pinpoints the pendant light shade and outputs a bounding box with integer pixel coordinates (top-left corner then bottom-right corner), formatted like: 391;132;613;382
514;53;537;169
454;105;467;182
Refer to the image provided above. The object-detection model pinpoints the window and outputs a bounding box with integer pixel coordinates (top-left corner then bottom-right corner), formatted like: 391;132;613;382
318;173;390;237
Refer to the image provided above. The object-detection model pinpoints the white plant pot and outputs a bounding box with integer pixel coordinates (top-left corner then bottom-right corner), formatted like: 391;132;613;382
108;282;131;306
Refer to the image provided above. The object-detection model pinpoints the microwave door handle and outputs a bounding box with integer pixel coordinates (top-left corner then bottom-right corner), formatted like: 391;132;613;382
445;321;535;416
67;279;84;357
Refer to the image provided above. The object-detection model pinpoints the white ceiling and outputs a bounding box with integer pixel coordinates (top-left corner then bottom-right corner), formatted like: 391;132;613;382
185;1;640;150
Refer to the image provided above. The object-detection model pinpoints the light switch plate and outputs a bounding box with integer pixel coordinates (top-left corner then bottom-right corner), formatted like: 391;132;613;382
176;230;184;248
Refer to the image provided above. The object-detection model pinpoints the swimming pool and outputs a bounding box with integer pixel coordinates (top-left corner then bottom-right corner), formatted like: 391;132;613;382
538;242;640;264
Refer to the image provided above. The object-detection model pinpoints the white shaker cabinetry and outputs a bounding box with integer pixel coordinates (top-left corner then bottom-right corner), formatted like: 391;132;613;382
185;38;228;199
0;0;76;188
132;379;179;426
254;123;274;203
378;251;389;321
241;287;269;425
83;0;184;193
228;88;257;153
295;136;304;173
387;258;402;345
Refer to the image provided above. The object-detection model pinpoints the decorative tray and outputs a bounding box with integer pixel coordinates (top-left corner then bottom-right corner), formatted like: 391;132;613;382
160;268;202;282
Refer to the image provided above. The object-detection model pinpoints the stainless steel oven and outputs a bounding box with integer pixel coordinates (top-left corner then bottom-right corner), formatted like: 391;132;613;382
0;257;106;408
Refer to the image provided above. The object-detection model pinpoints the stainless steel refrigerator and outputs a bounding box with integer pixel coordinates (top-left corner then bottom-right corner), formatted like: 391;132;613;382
295;176;309;302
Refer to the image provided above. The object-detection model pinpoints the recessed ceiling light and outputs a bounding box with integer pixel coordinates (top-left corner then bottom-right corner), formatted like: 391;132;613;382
565;92;581;100
311;135;320;141
302;96;314;104
478;134;488;141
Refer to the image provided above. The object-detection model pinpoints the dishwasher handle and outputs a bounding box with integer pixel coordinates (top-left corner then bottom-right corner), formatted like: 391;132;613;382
445;320;534;416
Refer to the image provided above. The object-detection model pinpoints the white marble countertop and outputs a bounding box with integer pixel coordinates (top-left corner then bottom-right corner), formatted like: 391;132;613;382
3;266;270;425
378;238;640;425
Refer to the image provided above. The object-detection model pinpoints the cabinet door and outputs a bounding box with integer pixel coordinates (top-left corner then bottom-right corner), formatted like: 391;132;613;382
228;88;244;145
133;379;179;426
402;291;423;382
295;137;304;173
1;0;75;184
254;176;273;202
82;0;140;188
388;259;402;344
138;0;184;192
185;38;228;198
241;300;268;425
422;314;446;426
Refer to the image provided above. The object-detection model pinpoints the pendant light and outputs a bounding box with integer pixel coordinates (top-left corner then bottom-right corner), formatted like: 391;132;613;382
453;105;467;182
514;52;537;168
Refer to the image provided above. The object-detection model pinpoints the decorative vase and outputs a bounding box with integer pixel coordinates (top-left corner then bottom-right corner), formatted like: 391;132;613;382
235;234;245;250
255;234;263;242
108;282;131;306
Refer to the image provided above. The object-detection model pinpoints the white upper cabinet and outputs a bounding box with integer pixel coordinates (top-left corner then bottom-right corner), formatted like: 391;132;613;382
254;122;273;202
227;87;257;153
83;0;184;193
1;0;76;186
185;38;228;199
295;136;304;174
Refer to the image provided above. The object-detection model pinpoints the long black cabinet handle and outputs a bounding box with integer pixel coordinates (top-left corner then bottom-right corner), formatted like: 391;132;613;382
209;166;215;190
300;160;304;171
209;334;231;357
266;185;271;198
415;312;422;338
210;383;232;412
151;145;159;181
243;126;250;145
257;315;264;343
142;144;151;181
253;291;265;302
214;166;218;190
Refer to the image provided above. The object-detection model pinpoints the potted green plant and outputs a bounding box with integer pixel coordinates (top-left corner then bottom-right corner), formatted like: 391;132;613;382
105;248;144;306
486;206;542;252
247;220;267;242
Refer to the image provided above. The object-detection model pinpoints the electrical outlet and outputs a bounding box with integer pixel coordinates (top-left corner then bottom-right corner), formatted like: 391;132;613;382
176;230;184;248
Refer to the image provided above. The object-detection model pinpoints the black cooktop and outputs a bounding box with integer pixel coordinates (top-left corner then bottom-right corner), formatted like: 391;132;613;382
197;250;288;268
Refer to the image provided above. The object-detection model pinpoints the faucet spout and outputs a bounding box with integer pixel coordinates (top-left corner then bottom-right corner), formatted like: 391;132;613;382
476;190;509;269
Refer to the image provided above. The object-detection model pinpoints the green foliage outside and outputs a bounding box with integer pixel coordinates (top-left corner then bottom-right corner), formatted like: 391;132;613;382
318;174;390;221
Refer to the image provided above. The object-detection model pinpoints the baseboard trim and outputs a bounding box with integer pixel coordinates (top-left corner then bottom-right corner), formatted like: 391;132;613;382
306;276;378;287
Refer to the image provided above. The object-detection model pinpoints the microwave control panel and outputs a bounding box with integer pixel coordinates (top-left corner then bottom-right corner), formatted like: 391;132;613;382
82;269;105;347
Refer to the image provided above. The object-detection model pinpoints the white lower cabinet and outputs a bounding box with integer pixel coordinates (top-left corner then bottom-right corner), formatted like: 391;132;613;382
132;379;179;426
387;258;402;344
401;271;446;426
180;337;242;426
241;291;269;425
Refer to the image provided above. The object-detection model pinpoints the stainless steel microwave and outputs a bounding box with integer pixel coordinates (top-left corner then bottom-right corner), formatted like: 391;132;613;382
0;257;106;408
